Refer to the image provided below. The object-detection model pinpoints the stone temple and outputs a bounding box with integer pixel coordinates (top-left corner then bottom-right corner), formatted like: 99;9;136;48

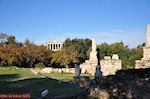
136;24;150;68
46;40;62;51
80;38;122;76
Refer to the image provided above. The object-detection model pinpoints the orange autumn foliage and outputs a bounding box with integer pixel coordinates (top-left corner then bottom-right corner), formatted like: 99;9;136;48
0;40;51;67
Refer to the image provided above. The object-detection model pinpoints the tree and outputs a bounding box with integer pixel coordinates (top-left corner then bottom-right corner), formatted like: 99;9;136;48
51;46;81;68
63;38;92;64
16;39;52;68
7;36;16;44
128;46;143;68
109;42;131;68
86;42;131;68
0;38;52;68
0;43;18;66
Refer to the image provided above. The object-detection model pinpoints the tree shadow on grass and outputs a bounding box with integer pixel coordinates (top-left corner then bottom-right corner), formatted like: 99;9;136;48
0;74;20;86
0;74;20;80
0;74;83;99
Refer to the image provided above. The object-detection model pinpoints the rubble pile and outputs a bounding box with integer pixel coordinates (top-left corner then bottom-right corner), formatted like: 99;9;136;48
88;68;150;99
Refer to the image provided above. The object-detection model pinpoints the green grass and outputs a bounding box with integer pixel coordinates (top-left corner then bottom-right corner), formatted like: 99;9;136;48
0;66;83;98
43;73;94;81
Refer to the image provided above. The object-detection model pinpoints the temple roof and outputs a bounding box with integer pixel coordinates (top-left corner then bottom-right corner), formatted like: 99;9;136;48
46;40;62;44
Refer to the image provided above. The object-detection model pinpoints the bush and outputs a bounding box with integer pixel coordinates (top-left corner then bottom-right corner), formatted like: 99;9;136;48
35;62;45;68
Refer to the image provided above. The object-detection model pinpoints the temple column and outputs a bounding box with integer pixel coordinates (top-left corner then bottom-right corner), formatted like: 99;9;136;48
55;44;56;50
52;44;54;50
49;44;51;50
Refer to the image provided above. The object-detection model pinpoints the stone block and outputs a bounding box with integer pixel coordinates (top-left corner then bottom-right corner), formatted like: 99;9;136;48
66;68;70;73
89;51;98;62
104;56;111;60
135;60;150;69
69;68;75;73
58;69;63;73
62;68;66;73
112;54;119;60
41;68;51;73
142;47;150;60
81;68;86;73
100;58;122;76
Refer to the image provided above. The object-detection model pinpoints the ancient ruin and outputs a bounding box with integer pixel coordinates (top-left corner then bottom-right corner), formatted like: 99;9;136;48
46;40;62;51
80;38;98;75
100;54;122;76
80;38;122;76
136;24;150;69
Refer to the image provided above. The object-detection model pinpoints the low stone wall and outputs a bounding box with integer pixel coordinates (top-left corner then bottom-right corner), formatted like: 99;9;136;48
135;60;150;69
80;54;122;76
80;60;97;75
30;67;75;74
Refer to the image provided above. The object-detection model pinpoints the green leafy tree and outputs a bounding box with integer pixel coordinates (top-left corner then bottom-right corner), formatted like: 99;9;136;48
7;36;16;44
35;62;45;68
128;46;143;68
87;41;131;68
63;38;92;64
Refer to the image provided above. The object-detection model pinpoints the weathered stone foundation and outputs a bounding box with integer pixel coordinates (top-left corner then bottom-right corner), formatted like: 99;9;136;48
101;55;122;76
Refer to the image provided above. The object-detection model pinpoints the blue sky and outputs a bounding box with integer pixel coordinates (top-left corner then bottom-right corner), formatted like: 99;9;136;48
0;0;150;48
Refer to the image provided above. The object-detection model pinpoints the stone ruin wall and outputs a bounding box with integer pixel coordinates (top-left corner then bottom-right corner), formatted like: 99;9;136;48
81;54;122;76
30;67;75;74
135;60;150;69
100;55;122;76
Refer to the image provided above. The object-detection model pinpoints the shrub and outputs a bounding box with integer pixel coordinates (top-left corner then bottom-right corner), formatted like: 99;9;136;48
35;62;45;68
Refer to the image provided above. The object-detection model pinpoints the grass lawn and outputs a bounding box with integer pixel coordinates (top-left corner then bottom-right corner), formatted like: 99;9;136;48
0;66;83;99
43;73;94;81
